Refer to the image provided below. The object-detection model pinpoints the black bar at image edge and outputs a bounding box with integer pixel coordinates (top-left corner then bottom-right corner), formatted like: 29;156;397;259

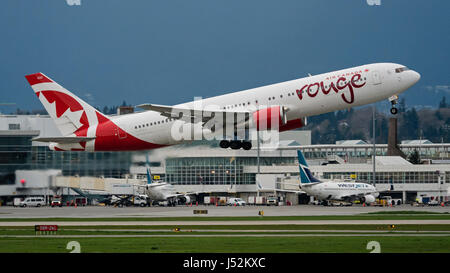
1;253;449;272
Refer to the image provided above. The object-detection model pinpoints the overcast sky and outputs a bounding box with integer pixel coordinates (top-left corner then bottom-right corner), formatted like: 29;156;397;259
0;0;449;112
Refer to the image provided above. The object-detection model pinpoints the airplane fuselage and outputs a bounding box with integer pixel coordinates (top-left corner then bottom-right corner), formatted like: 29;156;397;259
27;63;420;151
302;181;379;201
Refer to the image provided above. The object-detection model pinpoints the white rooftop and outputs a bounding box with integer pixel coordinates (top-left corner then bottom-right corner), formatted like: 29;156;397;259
336;140;367;145
375;156;412;166
401;139;433;145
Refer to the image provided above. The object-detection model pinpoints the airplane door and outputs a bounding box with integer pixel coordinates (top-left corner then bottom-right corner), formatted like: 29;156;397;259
371;70;382;85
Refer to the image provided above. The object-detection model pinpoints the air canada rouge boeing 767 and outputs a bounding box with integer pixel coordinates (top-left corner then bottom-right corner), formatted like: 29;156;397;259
26;63;420;151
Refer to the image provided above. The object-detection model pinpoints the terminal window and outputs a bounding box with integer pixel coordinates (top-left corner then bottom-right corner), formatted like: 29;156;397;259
8;124;20;130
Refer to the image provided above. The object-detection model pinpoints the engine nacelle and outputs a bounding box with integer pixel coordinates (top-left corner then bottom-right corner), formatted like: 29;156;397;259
252;106;306;131
362;195;376;204
252;106;283;131
179;195;191;204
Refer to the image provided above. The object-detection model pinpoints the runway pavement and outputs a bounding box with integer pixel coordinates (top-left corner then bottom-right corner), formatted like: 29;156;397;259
1;220;450;227
0;204;449;219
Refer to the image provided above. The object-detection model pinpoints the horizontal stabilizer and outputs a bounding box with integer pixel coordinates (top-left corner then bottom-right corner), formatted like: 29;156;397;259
32;136;96;144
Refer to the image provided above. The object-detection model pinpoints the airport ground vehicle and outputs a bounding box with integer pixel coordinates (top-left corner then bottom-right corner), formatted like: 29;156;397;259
13;198;22;207
328;200;353;206
133;195;149;207
266;196;278;206
19;197;45;207
51;195;62;207
227;198;246;206
109;194;149;207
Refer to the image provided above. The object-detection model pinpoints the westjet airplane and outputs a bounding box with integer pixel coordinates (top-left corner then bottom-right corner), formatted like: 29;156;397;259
141;154;191;206
297;150;379;205
26;63;420;151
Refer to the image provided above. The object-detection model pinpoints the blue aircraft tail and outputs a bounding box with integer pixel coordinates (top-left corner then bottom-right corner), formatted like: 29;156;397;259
146;153;152;185
297;150;321;184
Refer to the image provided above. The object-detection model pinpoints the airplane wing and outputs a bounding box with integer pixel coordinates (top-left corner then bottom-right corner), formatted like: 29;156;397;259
136;103;251;128
259;182;304;193
32;136;96;143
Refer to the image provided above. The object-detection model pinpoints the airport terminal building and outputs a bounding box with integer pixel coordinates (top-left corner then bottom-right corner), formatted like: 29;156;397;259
1;114;449;205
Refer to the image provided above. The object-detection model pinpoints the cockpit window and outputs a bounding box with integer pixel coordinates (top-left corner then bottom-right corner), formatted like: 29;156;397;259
395;67;410;73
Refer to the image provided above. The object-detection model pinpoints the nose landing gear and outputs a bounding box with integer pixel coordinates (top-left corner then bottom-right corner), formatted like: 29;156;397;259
389;95;399;115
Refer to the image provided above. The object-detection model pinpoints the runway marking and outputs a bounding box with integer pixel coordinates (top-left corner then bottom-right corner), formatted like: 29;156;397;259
62;229;450;233
1;220;450;226
1;234;450;238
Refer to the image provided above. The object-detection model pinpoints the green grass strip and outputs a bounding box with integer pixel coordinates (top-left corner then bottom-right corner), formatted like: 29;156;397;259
0;236;449;253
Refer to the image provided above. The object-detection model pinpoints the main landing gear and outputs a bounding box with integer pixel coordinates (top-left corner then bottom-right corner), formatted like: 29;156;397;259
220;140;252;150
389;95;399;115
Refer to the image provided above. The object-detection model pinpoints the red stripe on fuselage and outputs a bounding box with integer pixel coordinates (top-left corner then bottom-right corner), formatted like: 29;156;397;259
94;113;168;151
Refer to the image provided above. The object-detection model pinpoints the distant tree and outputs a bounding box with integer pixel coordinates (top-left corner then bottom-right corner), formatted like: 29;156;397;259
398;98;406;113
435;110;443;120
439;96;448;109
407;149;421;164
336;110;346;121
401;107;419;139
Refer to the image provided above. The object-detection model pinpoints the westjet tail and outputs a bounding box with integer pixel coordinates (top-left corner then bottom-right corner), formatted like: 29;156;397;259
297;150;321;185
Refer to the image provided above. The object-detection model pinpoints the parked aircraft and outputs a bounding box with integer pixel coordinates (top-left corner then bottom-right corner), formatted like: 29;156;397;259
297;150;379;204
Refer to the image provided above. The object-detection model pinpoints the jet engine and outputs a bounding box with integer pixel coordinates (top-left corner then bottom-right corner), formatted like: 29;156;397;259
252;106;285;130
252;106;306;131
361;195;376;204
179;195;191;204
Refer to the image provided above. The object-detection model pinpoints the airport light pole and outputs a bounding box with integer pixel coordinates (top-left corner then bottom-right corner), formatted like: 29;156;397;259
372;104;376;186
256;129;260;197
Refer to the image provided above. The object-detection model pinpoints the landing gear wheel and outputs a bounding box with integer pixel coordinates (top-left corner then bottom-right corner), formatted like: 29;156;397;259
389;95;399;115
230;140;242;150
242;141;252;150
219;140;230;149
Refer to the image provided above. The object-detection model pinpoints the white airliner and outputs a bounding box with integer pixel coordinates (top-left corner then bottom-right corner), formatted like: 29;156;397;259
26;63;420;151
141;154;191;206
297;150;379;205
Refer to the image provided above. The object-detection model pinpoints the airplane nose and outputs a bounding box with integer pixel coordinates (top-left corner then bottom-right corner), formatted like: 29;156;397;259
411;70;421;84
